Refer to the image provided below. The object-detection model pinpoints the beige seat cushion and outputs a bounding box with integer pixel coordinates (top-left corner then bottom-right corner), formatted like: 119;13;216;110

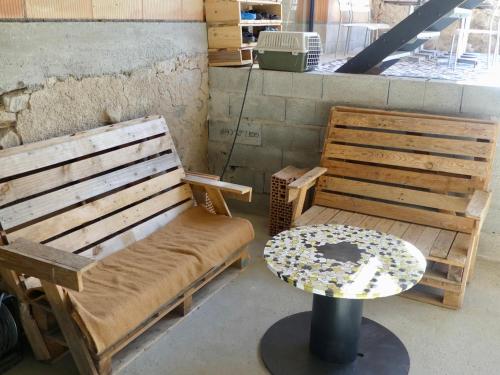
68;206;254;354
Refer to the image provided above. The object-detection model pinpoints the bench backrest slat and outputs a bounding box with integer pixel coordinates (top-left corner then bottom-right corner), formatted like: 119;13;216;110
315;107;499;233
0;116;194;259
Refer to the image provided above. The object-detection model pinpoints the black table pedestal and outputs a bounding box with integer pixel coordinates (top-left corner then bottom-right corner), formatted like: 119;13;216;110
260;295;410;375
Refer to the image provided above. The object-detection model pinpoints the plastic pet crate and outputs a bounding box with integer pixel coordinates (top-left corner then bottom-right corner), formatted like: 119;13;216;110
256;31;322;72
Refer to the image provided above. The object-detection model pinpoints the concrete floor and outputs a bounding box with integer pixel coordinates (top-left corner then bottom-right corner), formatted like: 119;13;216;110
7;212;500;375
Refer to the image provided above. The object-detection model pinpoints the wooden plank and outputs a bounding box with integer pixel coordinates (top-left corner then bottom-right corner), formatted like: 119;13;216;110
294;206;326;226
322;160;478;194
330;127;494;159
318;176;469;213
0;135;174;206
386;221;410;238
324;144;488;177
330;110;498;140
414;227;441;257
0;239;94;291
0;116;166;180
305;208;339;225
344;213;367;227
314;192;475;233
205;187;231;217
447;233;470;281
41;282;98;375
465;190;491;220
0;154;180;230
288;167;327;202
79;201;193;260
374;218;395;233
328;210;354;225
358;216;382;230
429;230;457;259
9;169;185;243
401;224;426;246
47;185;192;252
183;174;252;199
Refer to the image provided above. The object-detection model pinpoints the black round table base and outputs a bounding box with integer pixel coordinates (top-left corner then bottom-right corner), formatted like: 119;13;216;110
260;312;410;375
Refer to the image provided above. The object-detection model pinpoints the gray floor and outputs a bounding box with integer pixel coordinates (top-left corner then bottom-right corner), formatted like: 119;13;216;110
7;212;500;375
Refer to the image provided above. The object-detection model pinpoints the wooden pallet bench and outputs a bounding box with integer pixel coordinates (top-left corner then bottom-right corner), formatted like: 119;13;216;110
288;106;498;309
0;116;254;374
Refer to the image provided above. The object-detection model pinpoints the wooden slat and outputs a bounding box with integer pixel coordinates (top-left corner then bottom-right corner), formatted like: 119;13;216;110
324;144;488;177
47;185;192;252
322;160;477;194
0;116;166;180
386;221;410;238
429;230;457;259
374;218;395;232
79;201;193;260
288;167;327;202
329;127;494;159
401;224;426;246
294;206;326;226
305;208;339;225
414;227;441;257
318;176;469;212
330;110;497;140
183;174;252;201
0;135;174;206
447;233;470;281
358;216;382;229
0;239;94;291
344;213;367;227
465;190;491;220
314;192;475;233
328;210;354;225
0;154;180;231
8;169;185;243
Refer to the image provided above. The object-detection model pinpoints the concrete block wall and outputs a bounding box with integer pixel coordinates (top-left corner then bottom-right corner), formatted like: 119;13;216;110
208;67;500;261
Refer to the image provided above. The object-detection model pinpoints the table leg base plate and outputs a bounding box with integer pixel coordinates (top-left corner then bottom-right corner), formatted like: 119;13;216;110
260;312;410;375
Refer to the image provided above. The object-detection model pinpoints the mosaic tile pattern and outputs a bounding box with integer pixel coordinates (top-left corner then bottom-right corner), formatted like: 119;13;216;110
264;225;426;299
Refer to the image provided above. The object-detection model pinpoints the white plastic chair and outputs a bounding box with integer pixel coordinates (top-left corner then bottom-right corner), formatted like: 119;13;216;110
449;0;500;69
335;0;391;57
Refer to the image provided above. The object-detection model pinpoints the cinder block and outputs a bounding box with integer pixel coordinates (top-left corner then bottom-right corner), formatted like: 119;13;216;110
315;101;334;126
230;95;285;122
209;90;230;119
387;78;425;111
283;150;321;169
2;91;29;112
292;73;323;99
285;98;318;125
230;144;282;172
264;171;273;194
263;71;293;97
461;84;500;118
209;119;261;146
0;0;24;18
423;80;463;114
262;124;320;151
224;166;265;193
323;73;390;107
208;140;230;175
0;111;16;127
228;192;269;215
26;0;93;19
209;67;263;95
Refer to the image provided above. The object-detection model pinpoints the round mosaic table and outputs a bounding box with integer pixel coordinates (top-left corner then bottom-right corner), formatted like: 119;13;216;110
261;224;426;375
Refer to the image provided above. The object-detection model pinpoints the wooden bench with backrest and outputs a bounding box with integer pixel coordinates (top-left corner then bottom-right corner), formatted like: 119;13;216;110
287;106;498;309
0;116;254;374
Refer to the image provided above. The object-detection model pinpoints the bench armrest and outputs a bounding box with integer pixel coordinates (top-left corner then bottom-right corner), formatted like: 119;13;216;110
183;173;252;203
0;238;95;292
287;167;328;203
465;190;491;221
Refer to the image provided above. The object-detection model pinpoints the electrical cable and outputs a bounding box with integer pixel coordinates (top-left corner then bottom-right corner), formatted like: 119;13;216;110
220;55;257;180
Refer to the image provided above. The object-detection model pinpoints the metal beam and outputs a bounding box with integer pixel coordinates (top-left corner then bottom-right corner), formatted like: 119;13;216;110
336;0;468;74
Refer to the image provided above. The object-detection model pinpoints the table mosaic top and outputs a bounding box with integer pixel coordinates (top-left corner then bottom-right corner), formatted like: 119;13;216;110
264;225;427;300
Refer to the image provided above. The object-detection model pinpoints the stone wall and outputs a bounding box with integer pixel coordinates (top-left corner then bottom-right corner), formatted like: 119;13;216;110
0;22;209;171
208;67;500;261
